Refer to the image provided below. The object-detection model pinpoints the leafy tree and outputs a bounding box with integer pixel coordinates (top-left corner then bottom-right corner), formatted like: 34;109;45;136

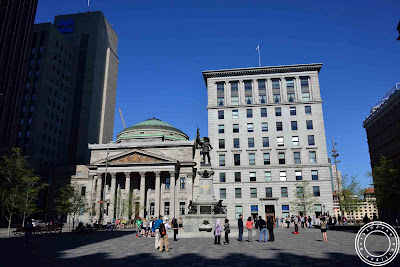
338;175;363;223
70;185;88;230
290;181;317;216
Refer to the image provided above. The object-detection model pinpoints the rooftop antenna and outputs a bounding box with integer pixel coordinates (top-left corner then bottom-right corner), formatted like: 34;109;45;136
119;108;126;129
256;45;261;67
87;0;90;12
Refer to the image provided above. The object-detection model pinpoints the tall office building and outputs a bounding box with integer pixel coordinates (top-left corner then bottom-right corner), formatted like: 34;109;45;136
54;11;119;165
203;64;334;221
0;0;38;155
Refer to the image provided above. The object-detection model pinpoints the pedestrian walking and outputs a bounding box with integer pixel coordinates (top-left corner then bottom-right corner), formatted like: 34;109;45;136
223;219;230;245
246;217;254;242
154;215;163;250
25;220;34;244
172;218;179;241
258;216;268;242
159;220;170;252
267;216;275;241
237;214;244;241
214;219;222;245
321;217;328;242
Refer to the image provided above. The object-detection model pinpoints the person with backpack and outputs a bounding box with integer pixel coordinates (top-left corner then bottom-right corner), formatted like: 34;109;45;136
159;220;170;252
258;216;268;242
154;215;163;249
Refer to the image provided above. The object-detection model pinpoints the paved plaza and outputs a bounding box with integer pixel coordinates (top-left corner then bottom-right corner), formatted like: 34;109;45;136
1;227;399;266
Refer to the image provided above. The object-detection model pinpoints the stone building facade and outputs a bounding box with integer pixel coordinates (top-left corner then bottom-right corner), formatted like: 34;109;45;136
203;64;334;221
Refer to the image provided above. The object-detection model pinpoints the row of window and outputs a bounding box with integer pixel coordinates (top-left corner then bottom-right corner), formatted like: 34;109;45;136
216;77;311;105
218;135;315;149
219;151;317;166
218;170;319;183
217;106;312;120
163;177;186;189
148;202;187;216
218;120;313;134
220;186;321;199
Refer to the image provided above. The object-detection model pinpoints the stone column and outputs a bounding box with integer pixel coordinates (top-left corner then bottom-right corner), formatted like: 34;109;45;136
89;174;95;220
266;78;273;103
124;172;131;219
281;77;287;103
295;76;301;102
154;171;161;216
139;172;146;218
110;173;117;219
169;171;175;218
186;172;193;211
117;183;121;218
95;174;103;220
253;79;259;104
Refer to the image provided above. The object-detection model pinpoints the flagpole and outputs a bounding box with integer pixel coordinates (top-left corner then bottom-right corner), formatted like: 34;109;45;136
258;46;261;67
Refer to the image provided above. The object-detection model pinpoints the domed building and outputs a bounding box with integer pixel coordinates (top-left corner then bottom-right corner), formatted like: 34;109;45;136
71;118;197;222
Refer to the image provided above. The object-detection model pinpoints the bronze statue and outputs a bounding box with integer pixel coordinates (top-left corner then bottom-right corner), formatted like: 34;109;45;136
213;200;226;214
201;137;213;165
195;126;201;149
188;200;197;214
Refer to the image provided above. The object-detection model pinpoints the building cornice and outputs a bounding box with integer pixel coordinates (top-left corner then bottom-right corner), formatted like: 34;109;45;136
202;63;323;85
88;140;195;150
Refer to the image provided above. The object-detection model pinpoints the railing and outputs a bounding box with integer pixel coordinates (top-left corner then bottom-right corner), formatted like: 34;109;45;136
365;82;400;122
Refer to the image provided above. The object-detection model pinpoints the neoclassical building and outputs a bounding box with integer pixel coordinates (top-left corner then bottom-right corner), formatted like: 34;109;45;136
71;118;198;223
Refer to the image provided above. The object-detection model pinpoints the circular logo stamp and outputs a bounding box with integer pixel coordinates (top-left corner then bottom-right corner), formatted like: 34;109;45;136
355;221;399;266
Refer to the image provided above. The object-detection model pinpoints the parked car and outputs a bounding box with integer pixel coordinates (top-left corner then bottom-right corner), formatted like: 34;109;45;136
32;220;47;228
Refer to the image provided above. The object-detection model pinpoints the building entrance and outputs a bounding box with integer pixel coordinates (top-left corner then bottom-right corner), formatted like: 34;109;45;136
265;205;275;221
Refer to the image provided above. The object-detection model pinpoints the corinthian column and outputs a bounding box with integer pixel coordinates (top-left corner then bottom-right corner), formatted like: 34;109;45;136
169;171;175;218
154;171;161;216
110;173;117;219
95;174;103;220
124;172;131;219
139;172;146;218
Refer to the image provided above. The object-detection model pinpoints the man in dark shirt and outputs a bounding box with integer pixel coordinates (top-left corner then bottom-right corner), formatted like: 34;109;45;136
238;214;243;241
267;216;275;241
258;216;268;242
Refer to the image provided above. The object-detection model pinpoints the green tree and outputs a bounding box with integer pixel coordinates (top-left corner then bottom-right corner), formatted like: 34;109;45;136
338;175;363;224
290;181;317;215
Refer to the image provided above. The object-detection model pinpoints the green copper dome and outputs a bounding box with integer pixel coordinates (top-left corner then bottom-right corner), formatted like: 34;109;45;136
116;117;189;141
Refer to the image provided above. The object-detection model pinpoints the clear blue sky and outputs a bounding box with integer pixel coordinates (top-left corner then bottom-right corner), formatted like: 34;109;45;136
35;0;399;188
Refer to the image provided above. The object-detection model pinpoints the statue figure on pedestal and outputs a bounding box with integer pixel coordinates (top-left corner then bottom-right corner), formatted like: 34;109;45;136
188;200;197;214
201;137;213;165
213;200;226;214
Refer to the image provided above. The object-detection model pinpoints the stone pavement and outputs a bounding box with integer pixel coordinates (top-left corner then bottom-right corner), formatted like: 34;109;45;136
1;227;399;266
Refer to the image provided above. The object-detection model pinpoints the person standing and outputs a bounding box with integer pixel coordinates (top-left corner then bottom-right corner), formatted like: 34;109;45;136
321;217;328;242
363;214;370;225
308;216;312;228
154;215;163;250
159;221;170;252
172;218;179;241
25;220;34;244
267;216;275;241
258;216;268;242
223;219;230;245
237;214;244;241
136;217;142;237
293;215;299;233
214;219;222;245
246;217;254;242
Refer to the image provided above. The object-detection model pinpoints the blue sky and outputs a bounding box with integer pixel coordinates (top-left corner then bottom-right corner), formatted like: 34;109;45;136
35;0;400;188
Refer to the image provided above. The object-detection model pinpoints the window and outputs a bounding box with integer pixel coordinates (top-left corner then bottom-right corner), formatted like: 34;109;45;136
309;151;317;163
235;206;243;219
277;136;284;146
265;187;272;198
291;121;298;130
81;186;86;196
262;122;268;132
312;170;319;180
234;154;241;166
232;110;239;119
217;83;225;106
292;136;299;146
219;139;225;149
220;173;226;182
278;152;285;164
233;138;240;148
249;153;255;165
247;123;254;132
275;107;282;116
218;124;224;133
276;122;283;131
261;108;267;117
308;135;315;145
294;152;301;164
281;187;288;197
235;172;241;182
165;177;170;189
295;171;302;180
258;80;266;103
262;137;269;147
265;171;271;181
247;109;253;118
286;78;295;102
313;186;320;197
150;203;155;215
233;124;239;133
248;138;254;148
251;188;257;198
231;82;239;105
180;177;186;189
218;110;224;119
290;106;296;115
219;154;225;166
272;79;281;102
244;81;253;104
280;171;287;181
263;153;270;165
180;202;185;215
250;172;256;182
235;188;242;198
306;120;313;129
164;202;170;215
220;189;226;198
305;106;312;115
301;77;310;101
297;187;304;198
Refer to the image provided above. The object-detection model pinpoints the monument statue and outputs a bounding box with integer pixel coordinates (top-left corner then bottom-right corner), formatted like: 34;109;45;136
188;200;197;214
201;137;213;165
213;200;226;214
195;126;201;149
198;169;214;179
